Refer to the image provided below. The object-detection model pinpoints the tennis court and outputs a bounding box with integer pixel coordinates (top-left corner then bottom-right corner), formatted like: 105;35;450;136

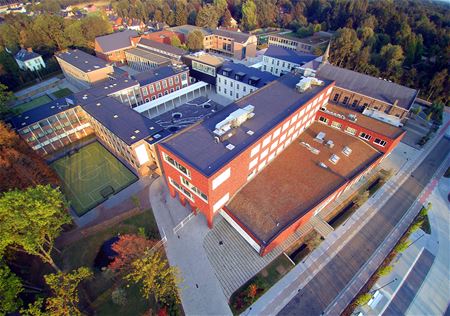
51;142;138;216
16;95;52;113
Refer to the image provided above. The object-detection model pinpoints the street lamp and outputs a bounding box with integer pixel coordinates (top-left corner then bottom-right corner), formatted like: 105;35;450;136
370;278;398;294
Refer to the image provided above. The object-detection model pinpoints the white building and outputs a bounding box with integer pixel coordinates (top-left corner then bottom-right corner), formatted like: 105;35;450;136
216;62;277;101
14;48;46;72
261;46;317;76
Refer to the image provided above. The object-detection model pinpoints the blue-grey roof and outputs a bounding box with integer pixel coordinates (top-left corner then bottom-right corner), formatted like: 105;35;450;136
264;46;316;65
316;63;418;110
132;65;188;87
138;38;187;57
9;97;77;129
82;96;165;146
160;74;333;177
15;48;41;62
95;30;137;53
56;49;110;73
218;62;277;88
212;29;252;43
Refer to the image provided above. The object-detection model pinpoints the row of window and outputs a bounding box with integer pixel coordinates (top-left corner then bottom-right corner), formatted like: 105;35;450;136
169;177;194;202
318;116;387;147
163;152;191;178
143;86;181;102
181;176;208;202
141;75;181;95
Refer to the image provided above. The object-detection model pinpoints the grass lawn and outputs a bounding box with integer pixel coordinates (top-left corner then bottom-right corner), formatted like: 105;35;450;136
15;95;52;113
57;211;161;314
229;254;294;315
52;87;73;98
51;142;138;216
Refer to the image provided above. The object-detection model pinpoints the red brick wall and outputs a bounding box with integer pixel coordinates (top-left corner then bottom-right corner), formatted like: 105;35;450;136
139;71;189;102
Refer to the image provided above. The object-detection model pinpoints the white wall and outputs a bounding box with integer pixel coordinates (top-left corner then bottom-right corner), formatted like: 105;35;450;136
215;74;257;101
261;56;299;77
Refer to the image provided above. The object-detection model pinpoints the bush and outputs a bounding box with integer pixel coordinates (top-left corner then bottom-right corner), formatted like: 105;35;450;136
394;241;410;253
111;287;127;306
354;293;372;306
377;265;393;277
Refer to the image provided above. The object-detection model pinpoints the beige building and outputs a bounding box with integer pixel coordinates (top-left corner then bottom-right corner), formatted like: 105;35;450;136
56;49;114;89
268;31;332;54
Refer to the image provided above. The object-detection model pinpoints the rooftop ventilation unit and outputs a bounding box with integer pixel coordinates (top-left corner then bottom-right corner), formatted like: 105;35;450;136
342;146;352;156
246;130;254;136
213;104;255;142
319;162;328;169
226;143;235;150
326;140;334;148
113;114;118;118
329;154;340;165
314;132;326;143
296;77;324;93
300;141;320;154
348;114;357;122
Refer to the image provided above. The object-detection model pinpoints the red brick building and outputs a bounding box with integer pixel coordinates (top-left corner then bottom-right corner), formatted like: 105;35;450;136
133;66;190;103
157;73;405;256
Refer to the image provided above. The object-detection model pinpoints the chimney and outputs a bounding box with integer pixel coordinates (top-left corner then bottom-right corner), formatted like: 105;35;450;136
27;47;33;53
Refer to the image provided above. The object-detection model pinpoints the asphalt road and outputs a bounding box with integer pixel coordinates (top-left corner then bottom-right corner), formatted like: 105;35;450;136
279;137;450;316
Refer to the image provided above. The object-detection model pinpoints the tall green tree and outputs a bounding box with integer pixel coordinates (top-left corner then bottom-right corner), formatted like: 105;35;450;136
0;185;71;272
32;15;69;50
44;267;93;316
0;263;23;314
378;44;404;80
187;30;204;51
175;1;188;26
196;4;219;29
331;28;362;68
126;251;180;307
427;69;447;102
0;83;15;119
241;0;257;31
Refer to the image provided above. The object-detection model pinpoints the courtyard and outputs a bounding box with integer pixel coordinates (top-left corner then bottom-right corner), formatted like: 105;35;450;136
51;141;137;216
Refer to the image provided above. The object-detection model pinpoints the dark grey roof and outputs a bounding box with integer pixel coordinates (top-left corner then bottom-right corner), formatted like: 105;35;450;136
82;96;164;146
212;29;252;43
125;47;171;64
138;38;187;57
316;64;418;110
264;46;316;65
169;25;211;36
160;74;333;176
56;49;110;73
132;65;188;86
9;97;76;129
218;62;276;88
15;48;41;62
95;30;137;53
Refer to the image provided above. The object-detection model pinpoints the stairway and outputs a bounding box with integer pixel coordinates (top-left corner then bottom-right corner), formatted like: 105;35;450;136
310;215;334;238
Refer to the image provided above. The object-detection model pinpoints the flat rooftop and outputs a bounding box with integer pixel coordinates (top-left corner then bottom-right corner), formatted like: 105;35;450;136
185;52;224;67
56;49;110;73
218;62;277;88
264;46;317;65
275;31;332;45
321;103;404;139
226;122;382;243
125;47;171;64
132;65;187;86
160;74;333;176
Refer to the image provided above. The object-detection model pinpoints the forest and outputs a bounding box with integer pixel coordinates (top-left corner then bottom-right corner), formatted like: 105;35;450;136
0;0;448;103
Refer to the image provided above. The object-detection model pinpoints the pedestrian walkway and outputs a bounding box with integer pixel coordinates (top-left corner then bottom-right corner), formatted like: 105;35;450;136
149;179;232;316
310;215;334;237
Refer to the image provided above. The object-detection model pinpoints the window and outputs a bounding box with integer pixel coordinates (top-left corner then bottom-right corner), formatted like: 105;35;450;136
345;126;357;135
175;76;179;84
319;116;328;124
230;82;233;87
181;177;208;201
164;90;168;95
343;97;349;105
331;121;342;129
142;86;148;95
273;128;281;138
262;135;271;148
333;94;339;102
163;152;191;178
249;157;258;169
236;93;239;98
169;177;193;201
149;85;155;93
374;138;387;147
162;80;168;88
243;86;246;92
359;132;372;140
352;100;359;107
260;148;269;159
156;82;161;91
169;78;173;86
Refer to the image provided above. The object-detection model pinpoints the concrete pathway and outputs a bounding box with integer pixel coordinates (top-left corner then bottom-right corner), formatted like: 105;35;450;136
149;178;232;316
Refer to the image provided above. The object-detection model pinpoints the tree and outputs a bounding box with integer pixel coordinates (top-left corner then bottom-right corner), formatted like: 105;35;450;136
427;69;447;102
196;4;219;29
255;0;278;28
377;265;393;277
21;298;46;316
0;263;23;314
0;122;60;192
0;83;15;119
32;15;69;50
304;231;322;251
247;284;257;302
170;36;182;48
241;0;257;31
214;0;228;16
354;190;370;207
378;44;404;80
331;28;362;68
44;267;93;316
187;30;204;51
355;293;371;306
221;9;232;27
111;287;127;306
0;185;71;271
126;250;180;307
175;1;188;26
108;234;156;274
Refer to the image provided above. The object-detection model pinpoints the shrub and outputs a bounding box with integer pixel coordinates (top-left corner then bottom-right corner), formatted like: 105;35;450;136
377;265;393;277
111;287;127;306
394;241;410;253
354;293;372;306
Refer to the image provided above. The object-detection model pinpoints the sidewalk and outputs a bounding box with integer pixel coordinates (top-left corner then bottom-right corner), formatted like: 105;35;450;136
149;178;232;316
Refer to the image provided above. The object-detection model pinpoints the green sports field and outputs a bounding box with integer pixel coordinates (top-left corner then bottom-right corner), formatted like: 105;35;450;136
51;142;138;216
